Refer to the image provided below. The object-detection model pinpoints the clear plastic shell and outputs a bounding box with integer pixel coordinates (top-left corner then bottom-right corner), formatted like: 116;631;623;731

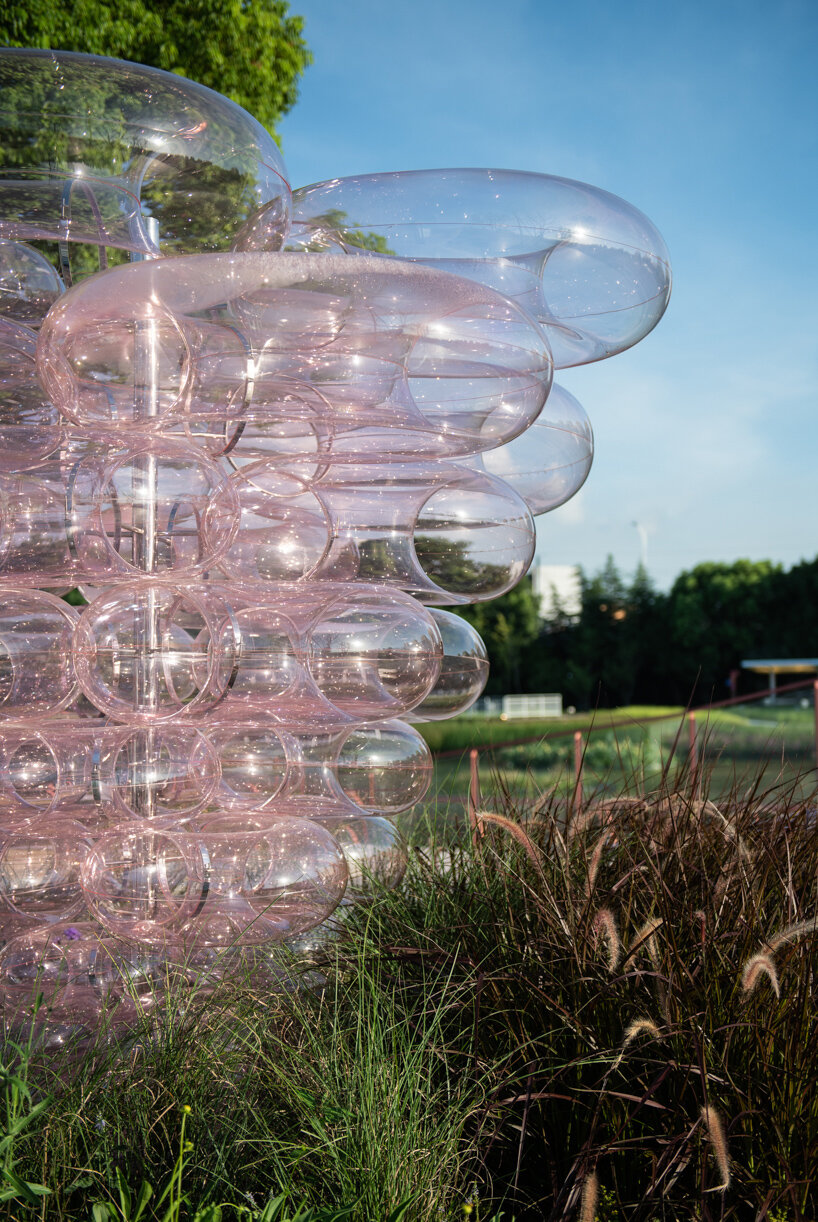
283;169;671;368
0;48;290;267
82;815;348;946
0;49;671;989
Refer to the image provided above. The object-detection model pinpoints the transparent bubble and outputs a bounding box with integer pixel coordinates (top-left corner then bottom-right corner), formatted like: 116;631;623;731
0;823;91;920
310;591;442;718
73;582;234;722
208;724;289;810
0;319;62;472
100;726;220;820
221;466;330;582
316;814;407;896
413;471;535;603
286;169;671;367
336;720;432;813
0;240;63;327
83;816;347;945
0;590;78;717
0;49;290;269
67;440;240;577
412;610;489;720
477;382;593;516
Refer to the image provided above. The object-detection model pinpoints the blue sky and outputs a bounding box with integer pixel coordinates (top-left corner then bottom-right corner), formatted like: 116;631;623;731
279;0;818;590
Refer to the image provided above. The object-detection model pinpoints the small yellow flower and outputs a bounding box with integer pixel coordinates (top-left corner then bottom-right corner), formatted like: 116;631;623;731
183;1104;192;1115
462;1206;474;1217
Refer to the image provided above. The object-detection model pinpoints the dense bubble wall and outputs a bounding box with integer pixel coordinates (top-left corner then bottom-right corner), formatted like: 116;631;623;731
0;49;670;1033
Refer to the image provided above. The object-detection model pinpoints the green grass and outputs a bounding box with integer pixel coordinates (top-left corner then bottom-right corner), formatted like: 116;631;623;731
3;756;818;1219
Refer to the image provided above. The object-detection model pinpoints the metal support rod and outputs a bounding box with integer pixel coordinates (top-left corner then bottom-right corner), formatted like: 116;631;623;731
131;215;161;819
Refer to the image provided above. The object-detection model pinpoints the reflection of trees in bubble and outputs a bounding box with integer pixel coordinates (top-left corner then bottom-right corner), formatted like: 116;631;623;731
289;209;395;255
413;535;506;598
139;159;268;254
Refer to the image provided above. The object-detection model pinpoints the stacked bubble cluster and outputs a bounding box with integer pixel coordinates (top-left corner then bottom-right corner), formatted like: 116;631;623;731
0;49;670;1029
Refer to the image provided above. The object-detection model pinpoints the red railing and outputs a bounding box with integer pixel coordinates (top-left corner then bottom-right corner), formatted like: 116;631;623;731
447;677;818;829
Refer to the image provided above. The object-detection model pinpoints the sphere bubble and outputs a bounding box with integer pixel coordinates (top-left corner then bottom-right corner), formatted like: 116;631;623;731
336;719;432;813
412;610;489;720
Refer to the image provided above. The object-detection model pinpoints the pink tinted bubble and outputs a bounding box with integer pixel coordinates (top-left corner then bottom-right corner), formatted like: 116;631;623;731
0;240;63;327
0;725;91;815
0;49;290;259
221;466;331;582
0;472;73;583
99;725;220;820
309;589;442;718
0;821;92;922
413;469;536;603
83;815;347;946
476;382;594;516
335;720;432;814
74;582;235;722
0;589;78;718
38;307;192;427
207;723;290;811
286;169;671;367
411;610;489;721
0;319;62;471
315;814;407;896
0;921;158;1026
208;604;301;714
66;439;240;577
38;253;551;457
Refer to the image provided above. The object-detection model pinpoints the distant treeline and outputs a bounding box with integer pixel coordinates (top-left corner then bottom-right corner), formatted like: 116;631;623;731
458;555;818;709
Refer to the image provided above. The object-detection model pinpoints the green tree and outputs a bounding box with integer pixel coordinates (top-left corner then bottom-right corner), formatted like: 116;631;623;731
0;0;311;139
457;577;542;695
665;558;782;703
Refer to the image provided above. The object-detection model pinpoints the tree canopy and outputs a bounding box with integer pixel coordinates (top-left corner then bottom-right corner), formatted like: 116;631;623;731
466;554;818;708
0;0;311;138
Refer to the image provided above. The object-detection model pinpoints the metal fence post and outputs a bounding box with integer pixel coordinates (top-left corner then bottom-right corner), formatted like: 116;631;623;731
468;747;481;847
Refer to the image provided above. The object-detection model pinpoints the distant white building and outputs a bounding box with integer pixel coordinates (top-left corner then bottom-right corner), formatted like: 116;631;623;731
531;564;582;621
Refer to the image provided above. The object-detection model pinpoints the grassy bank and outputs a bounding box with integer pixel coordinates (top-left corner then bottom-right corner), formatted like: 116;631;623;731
2;762;818;1220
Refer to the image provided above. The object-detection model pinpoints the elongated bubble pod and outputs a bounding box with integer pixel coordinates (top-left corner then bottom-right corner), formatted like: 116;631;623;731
74;580;443;726
0;438;240;585
278;169;671;368
223;459;536;604
0;49;290;273
36;253;552;458
81;814;348;946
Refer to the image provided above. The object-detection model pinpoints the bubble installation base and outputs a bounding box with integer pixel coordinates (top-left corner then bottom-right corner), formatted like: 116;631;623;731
0;48;671;1035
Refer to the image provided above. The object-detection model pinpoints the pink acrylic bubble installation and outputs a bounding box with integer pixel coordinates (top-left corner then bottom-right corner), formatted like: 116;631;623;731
0;47;670;1027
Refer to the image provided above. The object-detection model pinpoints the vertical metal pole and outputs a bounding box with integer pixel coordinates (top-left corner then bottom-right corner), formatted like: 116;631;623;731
573;730;583;812
131;215;161;821
468;748;480;847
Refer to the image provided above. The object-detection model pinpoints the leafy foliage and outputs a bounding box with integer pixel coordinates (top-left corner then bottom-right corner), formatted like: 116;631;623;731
0;0;311;139
481;553;818;708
